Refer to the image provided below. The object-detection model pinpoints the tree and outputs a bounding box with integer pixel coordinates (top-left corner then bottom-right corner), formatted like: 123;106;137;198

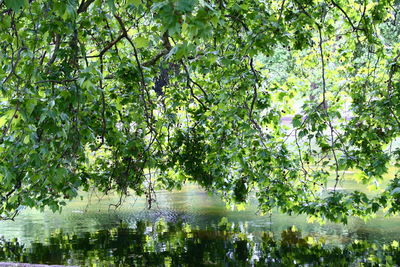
0;0;399;222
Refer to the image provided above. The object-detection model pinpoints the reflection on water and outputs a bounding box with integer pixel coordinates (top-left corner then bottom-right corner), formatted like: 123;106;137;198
2;220;400;266
1;184;400;265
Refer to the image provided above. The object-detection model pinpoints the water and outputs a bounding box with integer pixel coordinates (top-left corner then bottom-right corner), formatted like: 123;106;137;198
2;184;400;265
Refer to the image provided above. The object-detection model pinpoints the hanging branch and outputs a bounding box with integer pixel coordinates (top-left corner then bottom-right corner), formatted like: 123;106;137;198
249;57;258;121
113;13;159;152
317;25;340;191
95;56;106;151
248;57;267;149
113;14;149;100
181;60;207;110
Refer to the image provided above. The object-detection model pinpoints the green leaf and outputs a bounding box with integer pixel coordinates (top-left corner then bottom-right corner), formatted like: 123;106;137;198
25;99;37;115
175;43;187;59
298;129;308;138
107;0;116;13
176;0;197;12
134;36;149;48
292;115;302;128
127;0;141;6
39;112;47;124
24;197;35;207
62;4;76;20
0;116;8;128
4;0;26;12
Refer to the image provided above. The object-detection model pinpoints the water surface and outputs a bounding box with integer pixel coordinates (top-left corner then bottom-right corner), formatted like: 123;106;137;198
1;183;400;247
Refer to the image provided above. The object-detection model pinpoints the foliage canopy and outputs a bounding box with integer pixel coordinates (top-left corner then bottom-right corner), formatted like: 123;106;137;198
1;0;400;222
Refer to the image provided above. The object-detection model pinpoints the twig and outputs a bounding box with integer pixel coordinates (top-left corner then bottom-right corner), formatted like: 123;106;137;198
35;78;77;84
2;47;26;84
95;56;106;150
330;0;357;31
278;0;286;22
2;102;20;138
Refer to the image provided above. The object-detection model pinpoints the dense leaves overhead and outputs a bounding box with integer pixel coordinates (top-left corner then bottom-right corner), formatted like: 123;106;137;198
0;0;400;222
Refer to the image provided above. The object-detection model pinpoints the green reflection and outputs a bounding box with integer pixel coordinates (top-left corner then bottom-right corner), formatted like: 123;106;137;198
3;184;400;247
2;219;400;266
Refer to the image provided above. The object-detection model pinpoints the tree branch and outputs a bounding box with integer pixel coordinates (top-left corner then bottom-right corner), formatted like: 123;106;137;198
35;78;78;84
46;34;61;69
143;50;169;67
99;33;125;57
77;0;96;13
330;0;364;34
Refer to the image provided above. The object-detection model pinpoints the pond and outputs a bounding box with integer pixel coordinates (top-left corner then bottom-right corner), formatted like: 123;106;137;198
1;183;400;266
